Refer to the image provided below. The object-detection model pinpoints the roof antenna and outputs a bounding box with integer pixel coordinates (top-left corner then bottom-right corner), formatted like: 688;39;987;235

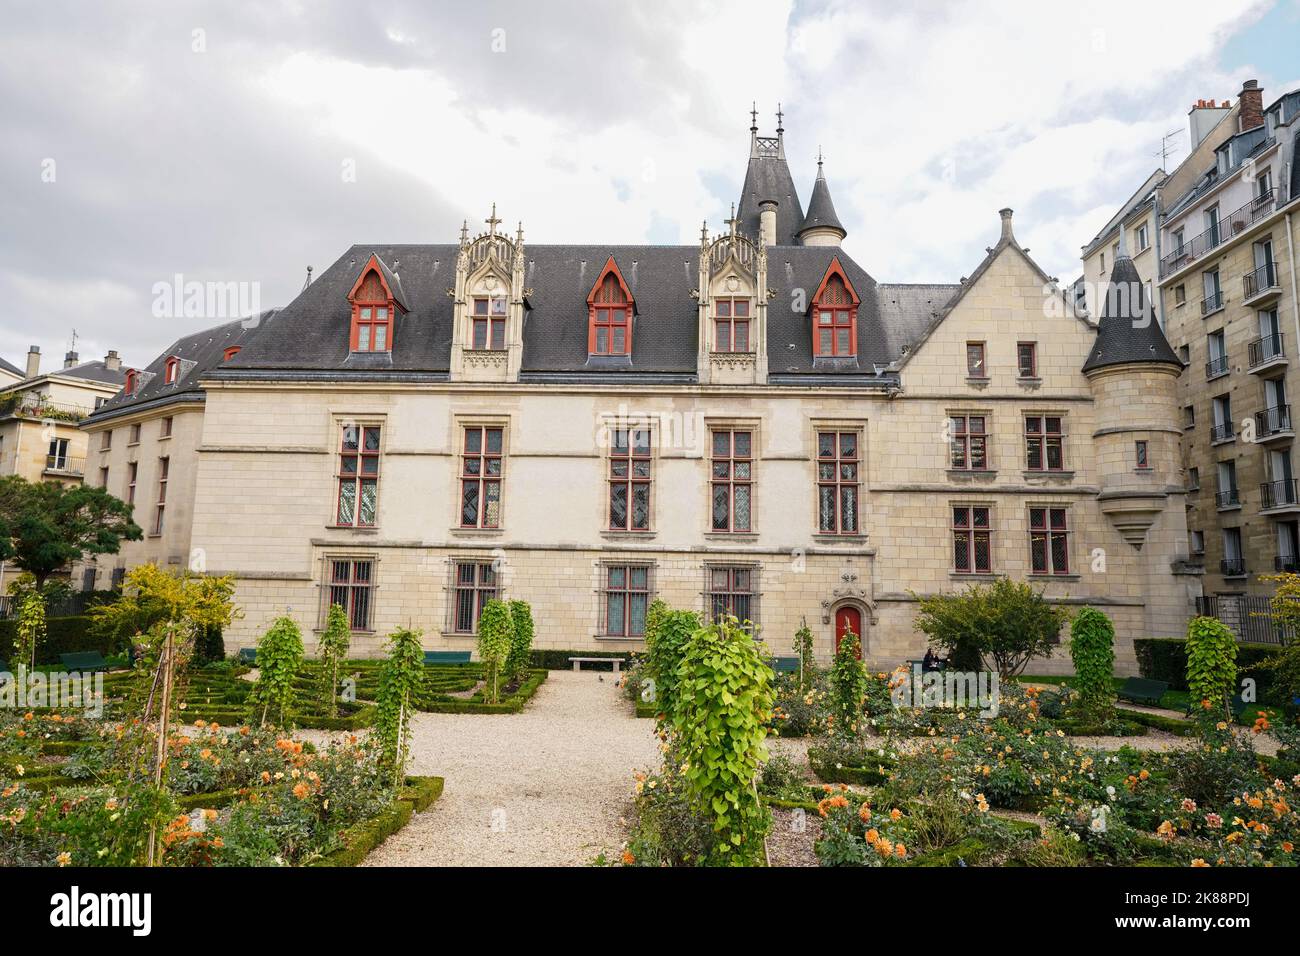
302;265;314;291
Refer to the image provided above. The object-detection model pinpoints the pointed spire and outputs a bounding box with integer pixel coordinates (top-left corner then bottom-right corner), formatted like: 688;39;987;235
750;101;758;134
485;202;501;236
459;220;469;245
775;102;784;137
1082;229;1181;374
797;152;846;246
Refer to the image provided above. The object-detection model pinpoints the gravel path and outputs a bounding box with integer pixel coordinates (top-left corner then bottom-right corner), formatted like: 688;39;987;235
361;671;661;867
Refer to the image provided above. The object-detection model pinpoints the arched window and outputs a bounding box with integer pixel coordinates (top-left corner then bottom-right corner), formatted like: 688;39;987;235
223;346;241;362
164;356;180;384
346;255;405;353
812;260;859;358
587;258;633;356
123;369;137;396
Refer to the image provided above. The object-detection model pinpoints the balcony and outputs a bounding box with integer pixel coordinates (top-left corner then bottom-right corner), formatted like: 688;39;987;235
1260;477;1300;513
43;455;85;477
1215;487;1240;509
1159;188;1282;278
1220;558;1247;577
1210;420;1235;443
1200;291;1225;317
1244;260;1282;305
1254;404;1294;442
1276;554;1300;573
1248;332;1286;372
1205;354;1229;379
0;395;92;423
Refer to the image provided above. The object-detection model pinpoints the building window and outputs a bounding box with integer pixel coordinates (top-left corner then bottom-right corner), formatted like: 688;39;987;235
1190;530;1205;555
712;297;751;353
1174;284;1186;305
1211;395;1234;442
160;416;173;438
1222;527;1244;576
603;564;651;638
952;505;992;573
328;558;374;631
966;342;986;378
460;425;503;529
1135;440;1150;470
129;423;141;445
100;430;112;451
1029;506;1070;575
164;356;180;384
124;370;137;396
1203;269;1222;312
1188;466;1200;491
452;560;498;634
47;437;69;471
223;346;241;362
1184;404;1195;427
1025;415;1065;471
608;427;652;531
335;424;380;527
816;430;859;534
99;466;109;489
710;429;752;532
707;566;755;625
126;461;137;506
472;296;507;350
949;415;988;470
813;270;857;357
354;305;390;352
587;262;633;356
1136;223;1149;251
152;457;168;535
1017;342;1037;378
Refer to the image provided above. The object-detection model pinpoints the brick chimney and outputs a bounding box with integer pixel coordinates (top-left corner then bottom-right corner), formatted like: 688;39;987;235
1239;79;1264;131
759;199;778;247
63;350;79;369
25;346;40;379
103;350;121;372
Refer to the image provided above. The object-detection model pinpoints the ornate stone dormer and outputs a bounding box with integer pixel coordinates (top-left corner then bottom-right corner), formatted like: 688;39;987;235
696;207;769;385
450;204;528;383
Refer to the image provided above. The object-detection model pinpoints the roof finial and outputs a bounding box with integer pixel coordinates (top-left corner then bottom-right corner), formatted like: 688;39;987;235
485;202;501;236
459;220;469;245
516;220;525;245
725;203;738;236
750;101;758;133
302;265;313;291
1117;221;1130;259
775;102;784;136
700;219;710;246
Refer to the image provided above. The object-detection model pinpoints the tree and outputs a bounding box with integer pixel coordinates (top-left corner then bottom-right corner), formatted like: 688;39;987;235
89;564;238;659
644;606;699;718
792;618;815;692
506;600;535;683
248;616;305;727
476;600;514;704
913;579;1066;679
12;589;46;671
375;627;426;787
317;603;351;718
1186;616;1238;721
0;476;141;587
1069;607;1116;722
828;630;868;737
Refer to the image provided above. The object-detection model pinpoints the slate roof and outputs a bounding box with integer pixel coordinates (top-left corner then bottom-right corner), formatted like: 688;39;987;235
1081;253;1181;374
0;356;23;378
85;312;280;423
735;138;805;246
209;241;928;386
799;164;846;238
54;360;128;387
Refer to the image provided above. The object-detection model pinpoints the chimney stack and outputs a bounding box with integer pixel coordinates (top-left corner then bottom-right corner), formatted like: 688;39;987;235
759;199;779;247
63;350;79;369
25;346;40;379
1238;78;1264;132
1188;97;1232;147
999;208;1015;244
104;350;121;372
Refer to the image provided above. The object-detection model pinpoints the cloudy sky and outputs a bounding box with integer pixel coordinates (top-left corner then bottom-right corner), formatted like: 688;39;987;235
2;0;1297;372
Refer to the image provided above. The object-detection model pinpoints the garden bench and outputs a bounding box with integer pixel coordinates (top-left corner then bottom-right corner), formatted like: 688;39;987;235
769;656;800;674
1117;677;1168;706
238;647;257;664
59;651;109;673
569;656;621;674
424;651;472;665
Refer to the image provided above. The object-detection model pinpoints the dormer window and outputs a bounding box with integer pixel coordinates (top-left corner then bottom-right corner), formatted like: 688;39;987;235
164;356;180;384
811;259;859;358
223;346;241;362
123;369;137;396
472;297;507;350
354;305;390;352
713;298;751;353
346;254;406;354
587;258;634;356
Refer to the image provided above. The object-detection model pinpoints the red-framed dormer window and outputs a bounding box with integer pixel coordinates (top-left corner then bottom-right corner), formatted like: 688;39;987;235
223;346;241;362
471;296;507;349
587;258;634;356
346;254;404;353
164;356;180;384
811;258;859;357
123;369;137;397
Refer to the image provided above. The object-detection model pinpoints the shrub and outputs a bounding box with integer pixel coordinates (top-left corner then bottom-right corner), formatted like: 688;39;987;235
913;578;1066;678
1069;608;1116;722
375;627;426;787
248;616;305;727
792;620;815;690
316;603;351;718
644;606;699;718
12;591;46;671
828;631;868;737
476;600;513;704
1185;616;1238;720
194;624;225;666
506;600;534;683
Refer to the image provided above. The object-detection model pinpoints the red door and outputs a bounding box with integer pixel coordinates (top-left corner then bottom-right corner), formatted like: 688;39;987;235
834;606;863;658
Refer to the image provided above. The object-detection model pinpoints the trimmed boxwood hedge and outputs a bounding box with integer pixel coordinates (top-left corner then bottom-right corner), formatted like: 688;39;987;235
420;669;548;714
807;747;895;786
529;649;631;670
1135;638;1285;702
1117;708;1198;736
308;776;444;867
0;616;117;665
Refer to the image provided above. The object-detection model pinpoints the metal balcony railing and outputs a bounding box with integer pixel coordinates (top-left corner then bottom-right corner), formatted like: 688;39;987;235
1248;332;1285;367
1244;260;1281;300
1276;554;1300;573
43;455;85;476
1215;487;1240;508
1210;420;1234;442
1205;354;1229;378
1201;290;1224;315
1255;404;1292;436
1220;558;1247;577
0;395;92;422
1261;477;1300;510
1160;187;1281;278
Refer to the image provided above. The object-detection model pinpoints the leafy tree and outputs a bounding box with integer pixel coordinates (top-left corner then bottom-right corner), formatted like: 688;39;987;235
89;564;238;659
913;579;1066;679
316;603;351;718
505;599;535;683
12;589;46;670
248;616;305;727
670;615;774;866
476;599;514;704
1069;607;1116;721
792;619;815;691
0;476;141;587
828;630;868;737
1186;615;1238;721
375;627;426;787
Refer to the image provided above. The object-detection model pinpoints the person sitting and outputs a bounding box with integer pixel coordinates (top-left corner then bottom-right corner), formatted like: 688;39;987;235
922;648;940;672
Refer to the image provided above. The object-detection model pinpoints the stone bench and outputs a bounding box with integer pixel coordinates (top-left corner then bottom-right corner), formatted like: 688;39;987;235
569;656;621;674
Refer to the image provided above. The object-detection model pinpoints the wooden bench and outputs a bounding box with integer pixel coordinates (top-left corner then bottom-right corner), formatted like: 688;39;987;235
424;651;472;665
569;656;621;674
59;651;109;673
1117;677;1168;706
769;656;800;674
238;647;257;664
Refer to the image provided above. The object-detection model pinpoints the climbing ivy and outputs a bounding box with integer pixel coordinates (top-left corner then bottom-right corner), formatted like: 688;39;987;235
248;616;304;727
476;599;514;704
670;615;774;866
317;602;351;718
645;607;699;718
1186;615;1238;721
506;600;535;682
375;626;426;787
1069;607;1116;721
828;630;868;738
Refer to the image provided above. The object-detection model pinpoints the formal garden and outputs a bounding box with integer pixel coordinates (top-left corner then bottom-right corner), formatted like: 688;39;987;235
614;579;1300;867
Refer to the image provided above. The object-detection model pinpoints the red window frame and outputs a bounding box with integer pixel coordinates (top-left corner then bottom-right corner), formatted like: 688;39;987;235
351;303;391;353
223;346;241;362
329;558;374;631
124;370;137;396
966;342;987;378
452;561;497;634
713;298;751;353
710;429;753;532
707;566;755;624
604;564;650;637
1017;342;1037;378
587;262;633;356
950;415;987;470
164;357;179;384
952;505;992;573
813;279;857;357
1025;415;1065;471
460;426;504;528
1029;506;1070;575
153;457;168;535
472;297;507;350
335;424;381;527
816;431;859;534
609;427;652;531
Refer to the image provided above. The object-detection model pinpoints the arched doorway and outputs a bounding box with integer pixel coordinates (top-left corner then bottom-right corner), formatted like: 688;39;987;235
834;605;863;658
